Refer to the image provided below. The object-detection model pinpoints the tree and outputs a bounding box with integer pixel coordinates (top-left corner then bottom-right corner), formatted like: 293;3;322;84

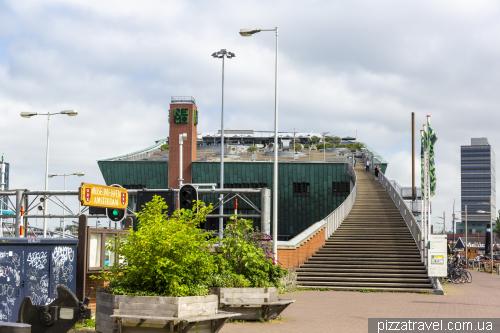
160;144;169;151
293;144;302;152
246;145;258;153
310;136;320;144
331;136;341;145
354;142;364;150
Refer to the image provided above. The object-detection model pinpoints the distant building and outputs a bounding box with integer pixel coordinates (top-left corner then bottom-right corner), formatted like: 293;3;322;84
458;138;496;234
198;130;324;148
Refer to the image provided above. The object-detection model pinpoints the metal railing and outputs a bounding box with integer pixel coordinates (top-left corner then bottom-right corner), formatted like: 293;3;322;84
375;170;424;262
324;161;357;238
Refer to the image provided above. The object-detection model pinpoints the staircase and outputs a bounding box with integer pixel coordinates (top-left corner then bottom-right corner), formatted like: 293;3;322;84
297;164;434;292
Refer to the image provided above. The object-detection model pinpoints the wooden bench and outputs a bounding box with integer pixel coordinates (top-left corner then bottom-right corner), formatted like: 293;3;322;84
220;299;295;321
110;311;240;333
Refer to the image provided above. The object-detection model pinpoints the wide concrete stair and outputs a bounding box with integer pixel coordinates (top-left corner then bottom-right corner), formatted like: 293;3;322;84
297;165;434;293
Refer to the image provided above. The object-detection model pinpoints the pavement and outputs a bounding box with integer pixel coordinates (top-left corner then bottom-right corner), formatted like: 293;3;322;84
221;270;500;333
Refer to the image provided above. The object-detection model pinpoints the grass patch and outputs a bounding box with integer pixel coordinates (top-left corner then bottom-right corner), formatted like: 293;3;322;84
75;319;95;329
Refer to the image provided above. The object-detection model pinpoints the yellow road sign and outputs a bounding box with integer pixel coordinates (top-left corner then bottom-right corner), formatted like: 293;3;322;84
79;183;128;209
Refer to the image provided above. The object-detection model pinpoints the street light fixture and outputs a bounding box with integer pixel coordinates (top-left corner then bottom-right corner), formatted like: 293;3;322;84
20;110;78;237
212;49;235;243
240;26;279;261
48;172;85;237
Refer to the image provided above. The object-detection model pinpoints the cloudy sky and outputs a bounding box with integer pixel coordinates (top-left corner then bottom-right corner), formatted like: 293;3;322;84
1;0;499;231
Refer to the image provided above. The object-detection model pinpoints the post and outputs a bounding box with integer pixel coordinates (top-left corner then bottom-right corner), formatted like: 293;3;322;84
261;188;271;235
62;174;67;237
219;54;226;244
43;114;50;238
76;214;88;302
490;196;493;273
23;194;28;237
0;160;4;237
15;190;23;237
412;112;415;201
179;134;183;188
443;211;445;234
465;204;467;263
272;27;279;262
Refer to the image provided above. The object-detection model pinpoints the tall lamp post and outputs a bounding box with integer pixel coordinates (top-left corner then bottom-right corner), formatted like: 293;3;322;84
21;110;78;237
477;196;494;273
48;172;84;237
211;49;235;243
322;132;329;162
240;27;279;260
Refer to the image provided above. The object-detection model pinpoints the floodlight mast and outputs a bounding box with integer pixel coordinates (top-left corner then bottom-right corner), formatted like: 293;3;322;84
20;109;78;237
211;49;235;243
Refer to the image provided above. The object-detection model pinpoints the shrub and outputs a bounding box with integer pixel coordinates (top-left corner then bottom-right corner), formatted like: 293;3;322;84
160;144;169;151
94;196;216;297
316;143;334;150
217;217;287;288
304;144;310;149
247;145;258;153
292;144;302;152
279;268;297;293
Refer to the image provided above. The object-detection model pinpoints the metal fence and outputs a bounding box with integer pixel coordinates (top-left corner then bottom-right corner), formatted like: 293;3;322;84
324;161;357;238
375;170;424;262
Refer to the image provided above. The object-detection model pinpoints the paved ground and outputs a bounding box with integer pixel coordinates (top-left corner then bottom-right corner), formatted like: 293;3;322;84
221;270;500;333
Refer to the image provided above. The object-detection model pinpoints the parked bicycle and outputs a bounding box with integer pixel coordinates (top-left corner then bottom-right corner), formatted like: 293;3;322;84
446;260;472;284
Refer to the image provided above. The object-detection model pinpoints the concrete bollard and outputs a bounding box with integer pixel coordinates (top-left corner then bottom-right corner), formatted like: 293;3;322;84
0;323;31;333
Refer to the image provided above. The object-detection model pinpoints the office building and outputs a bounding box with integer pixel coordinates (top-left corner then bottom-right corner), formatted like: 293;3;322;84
458;138;496;234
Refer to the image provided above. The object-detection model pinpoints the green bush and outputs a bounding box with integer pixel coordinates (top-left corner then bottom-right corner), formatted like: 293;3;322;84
304;144;310;149
292;144;302;152
160;144;169;151
217;217;287;288
316;143;334;150
94;196;216;297
247;145;258;153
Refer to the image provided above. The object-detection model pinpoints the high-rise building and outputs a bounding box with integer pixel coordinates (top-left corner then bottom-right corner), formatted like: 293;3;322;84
459;138;496;234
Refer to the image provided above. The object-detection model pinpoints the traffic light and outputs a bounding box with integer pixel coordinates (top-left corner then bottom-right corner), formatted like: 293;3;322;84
179;185;197;210
107;208;125;222
137;190;176;216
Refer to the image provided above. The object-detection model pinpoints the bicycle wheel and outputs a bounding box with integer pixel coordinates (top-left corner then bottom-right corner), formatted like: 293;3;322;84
466;270;473;283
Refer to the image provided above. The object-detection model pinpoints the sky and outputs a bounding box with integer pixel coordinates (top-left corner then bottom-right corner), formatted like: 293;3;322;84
1;0;500;232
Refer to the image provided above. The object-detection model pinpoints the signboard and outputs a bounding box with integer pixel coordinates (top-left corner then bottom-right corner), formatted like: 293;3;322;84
79;183;128;209
428;234;447;277
174;108;189;123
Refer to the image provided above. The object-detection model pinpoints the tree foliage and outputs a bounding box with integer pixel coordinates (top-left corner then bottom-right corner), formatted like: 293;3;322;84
247;145;258;153
293;144;302;152
160;144;169;151
310;136;320;144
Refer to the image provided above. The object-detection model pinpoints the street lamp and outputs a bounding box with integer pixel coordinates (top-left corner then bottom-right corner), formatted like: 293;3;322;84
21;110;78;237
212;49;235;243
240;26;279;261
322;132;329;163
48;172;84;237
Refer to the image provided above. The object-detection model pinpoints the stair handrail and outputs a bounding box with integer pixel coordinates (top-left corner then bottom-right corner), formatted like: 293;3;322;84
324;161;357;239
375;170;424;263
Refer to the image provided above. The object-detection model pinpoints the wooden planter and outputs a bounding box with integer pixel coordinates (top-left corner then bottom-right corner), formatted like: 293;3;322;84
96;292;219;333
210;287;294;321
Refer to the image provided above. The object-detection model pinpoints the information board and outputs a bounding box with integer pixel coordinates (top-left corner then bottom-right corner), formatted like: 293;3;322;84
428;234;448;277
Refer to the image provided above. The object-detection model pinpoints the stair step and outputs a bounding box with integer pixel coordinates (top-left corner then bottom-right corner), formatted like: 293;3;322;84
296;281;433;287
297;272;429;278
297;276;430;283
296;286;435;293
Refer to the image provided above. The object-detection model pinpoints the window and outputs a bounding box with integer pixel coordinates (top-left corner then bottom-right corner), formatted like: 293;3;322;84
333;182;350;195
293;182;310;196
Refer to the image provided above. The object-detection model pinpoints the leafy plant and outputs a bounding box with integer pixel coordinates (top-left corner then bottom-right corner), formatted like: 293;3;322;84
315;143;334;150
160;144;169;151
278;268;297;293
93;196;216;297
310;136;320;144
292;144;302;152
247;145;258;153
217;217;287;288
304;144;310;149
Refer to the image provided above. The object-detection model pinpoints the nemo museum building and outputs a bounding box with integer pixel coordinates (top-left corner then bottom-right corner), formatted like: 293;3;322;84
97;97;388;239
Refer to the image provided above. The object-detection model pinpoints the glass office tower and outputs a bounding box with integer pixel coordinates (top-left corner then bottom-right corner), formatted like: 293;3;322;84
459;138;496;234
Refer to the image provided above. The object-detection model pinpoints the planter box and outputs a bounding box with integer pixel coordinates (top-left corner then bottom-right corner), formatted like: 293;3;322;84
210;287;285;321
96;292;218;333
